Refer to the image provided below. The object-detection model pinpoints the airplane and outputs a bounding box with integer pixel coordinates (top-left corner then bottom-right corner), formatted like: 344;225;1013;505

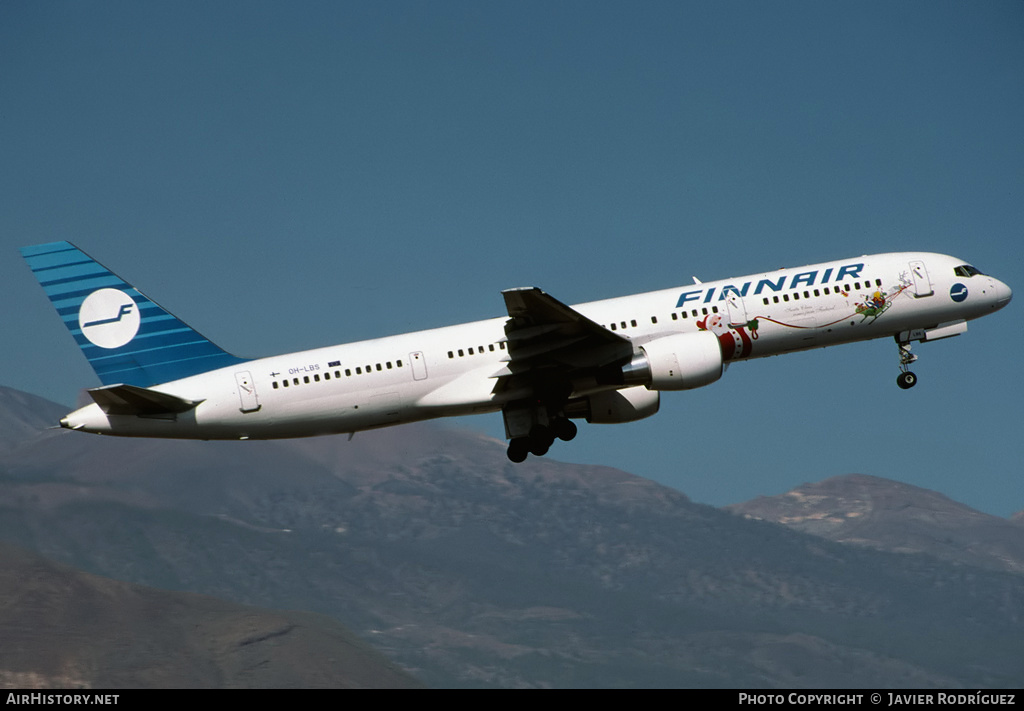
21;242;1012;462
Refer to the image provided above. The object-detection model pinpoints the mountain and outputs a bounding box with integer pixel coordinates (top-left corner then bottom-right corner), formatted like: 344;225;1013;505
1;386;1022;688
726;474;1024;574
0;386;68;452
0;541;420;688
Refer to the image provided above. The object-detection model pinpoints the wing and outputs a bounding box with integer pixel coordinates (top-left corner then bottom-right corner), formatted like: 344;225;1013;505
496;287;634;397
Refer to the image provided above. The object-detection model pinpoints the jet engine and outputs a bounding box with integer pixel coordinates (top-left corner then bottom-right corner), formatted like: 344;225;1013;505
607;331;724;391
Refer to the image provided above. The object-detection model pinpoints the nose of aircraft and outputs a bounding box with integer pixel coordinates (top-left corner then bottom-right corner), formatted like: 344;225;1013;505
993;277;1013;309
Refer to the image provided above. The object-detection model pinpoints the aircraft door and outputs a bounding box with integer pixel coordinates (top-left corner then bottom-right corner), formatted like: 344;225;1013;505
409;351;428;381
725;290;748;327
235;371;261;413
909;260;934;297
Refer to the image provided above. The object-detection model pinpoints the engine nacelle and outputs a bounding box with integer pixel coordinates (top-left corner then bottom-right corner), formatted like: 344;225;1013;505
621;331;724;391
566;386;660;424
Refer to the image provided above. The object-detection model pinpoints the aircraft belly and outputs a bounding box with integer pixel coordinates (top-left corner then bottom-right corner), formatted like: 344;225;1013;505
248;390;401;437
413;365;502;412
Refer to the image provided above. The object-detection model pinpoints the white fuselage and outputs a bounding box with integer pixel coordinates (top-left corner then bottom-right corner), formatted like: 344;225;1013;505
60;252;1012;440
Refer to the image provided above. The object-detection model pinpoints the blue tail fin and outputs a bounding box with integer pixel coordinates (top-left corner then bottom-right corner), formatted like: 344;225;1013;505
21;241;248;387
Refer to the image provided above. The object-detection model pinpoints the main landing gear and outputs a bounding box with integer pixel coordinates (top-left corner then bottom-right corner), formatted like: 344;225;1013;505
896;338;918;390
505;416;577;463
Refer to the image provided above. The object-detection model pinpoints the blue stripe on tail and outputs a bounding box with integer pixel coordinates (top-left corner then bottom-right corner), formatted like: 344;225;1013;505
21;241;248;387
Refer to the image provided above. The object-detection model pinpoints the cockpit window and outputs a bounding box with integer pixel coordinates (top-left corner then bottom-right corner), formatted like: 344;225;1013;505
954;264;985;278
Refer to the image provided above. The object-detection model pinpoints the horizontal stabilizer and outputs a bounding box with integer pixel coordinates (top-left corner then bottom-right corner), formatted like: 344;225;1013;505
87;384;203;416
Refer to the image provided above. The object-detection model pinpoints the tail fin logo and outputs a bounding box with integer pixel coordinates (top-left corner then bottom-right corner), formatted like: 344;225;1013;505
78;288;141;349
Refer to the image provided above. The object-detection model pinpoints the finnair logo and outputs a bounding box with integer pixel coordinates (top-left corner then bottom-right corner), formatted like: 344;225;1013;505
78;288;140;348
676;263;865;308
950;283;969;303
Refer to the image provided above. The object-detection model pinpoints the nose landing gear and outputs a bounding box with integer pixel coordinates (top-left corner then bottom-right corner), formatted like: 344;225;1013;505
896;339;918;389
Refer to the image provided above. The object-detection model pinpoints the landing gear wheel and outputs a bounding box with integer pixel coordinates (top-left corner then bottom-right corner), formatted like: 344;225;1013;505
507;438;530;463
895;338;920;390
529;441;550;457
897;371;917;390
528;425;554;456
552;418;577;442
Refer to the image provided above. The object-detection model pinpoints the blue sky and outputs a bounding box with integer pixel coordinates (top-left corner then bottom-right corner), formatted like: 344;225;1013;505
2;2;1022;516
